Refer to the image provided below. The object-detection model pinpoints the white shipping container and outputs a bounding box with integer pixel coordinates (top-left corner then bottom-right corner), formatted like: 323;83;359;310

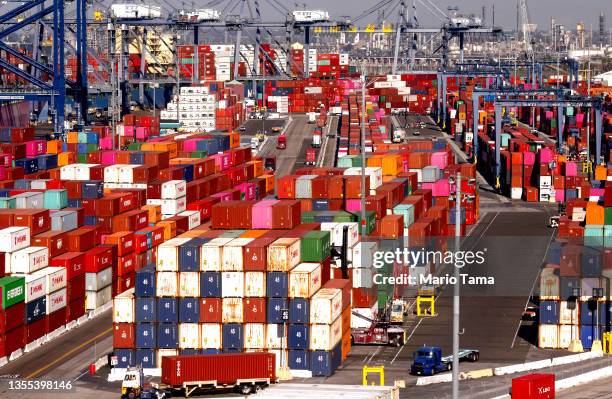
15;192;44;209
267;238;301;272
244;272;266;297
33;266;67;293
244;323;266;349
289;263;322;298
104;165;121;183
352;241;378;269
352;268;373;288
156;349;178;369
85;286;112;310
221;272;244;298
321;222;359;248
47;287;67;314
558;325;579;349
0;227;30;253
266;324;286;349
161;197;187;215
179;323;201;349
157;238;191;271
113;289;135;323
178;211;201;230
201;238;234;271
60;165;77;180
179;272;200;297
310;288;343;324
156;272;178;297
117;165;139;183
222;238;253;271
222;297;244;323
538;324;559;348
86;267;112;291
8;246;49;274
310;316;342;350
559;301;579;325
161;180;187;200
200;324;222;349
13;273;46;303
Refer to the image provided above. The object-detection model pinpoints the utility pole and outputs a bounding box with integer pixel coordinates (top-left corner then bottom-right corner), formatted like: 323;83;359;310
360;68;367;238
452;172;461;399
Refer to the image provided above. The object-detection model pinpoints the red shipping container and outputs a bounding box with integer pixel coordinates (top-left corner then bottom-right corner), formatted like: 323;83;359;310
67;226;98;252
199;298;222;323
0;325;25;357
243;298;266;323
66;296;86;322
14;209;50;236
46;309;67;332
511;373;554;399
113;323;135;348
271;200;301;229
32;230;68;258
115;253;136;277
67;273;86;300
26;317;48;344
244;236;277;271
187;197;220;222
84;245;115;273
103;231;135;256
113;272;135;296
0;302;25;334
277;175;297;199
49;252;86;280
161;353;276;386
133;233;149;254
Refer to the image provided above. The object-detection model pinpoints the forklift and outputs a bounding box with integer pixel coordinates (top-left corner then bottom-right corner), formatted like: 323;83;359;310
351;305;407;347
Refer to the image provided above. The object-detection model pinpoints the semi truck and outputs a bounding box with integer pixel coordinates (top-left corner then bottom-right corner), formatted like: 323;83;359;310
312;129;322;148
121;353;276;398
410;347;479;376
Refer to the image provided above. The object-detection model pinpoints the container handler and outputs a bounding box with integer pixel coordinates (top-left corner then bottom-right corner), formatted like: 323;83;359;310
351;309;406;347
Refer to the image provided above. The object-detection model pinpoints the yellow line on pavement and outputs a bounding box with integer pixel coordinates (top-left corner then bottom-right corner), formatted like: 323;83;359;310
26;327;113;379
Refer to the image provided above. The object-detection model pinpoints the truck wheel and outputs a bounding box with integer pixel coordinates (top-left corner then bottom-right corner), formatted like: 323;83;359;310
240;384;253;395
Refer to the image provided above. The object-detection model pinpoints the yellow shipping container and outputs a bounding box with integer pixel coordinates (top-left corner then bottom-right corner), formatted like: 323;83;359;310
156;220;177;241
381;154;403;176
57;151;75;166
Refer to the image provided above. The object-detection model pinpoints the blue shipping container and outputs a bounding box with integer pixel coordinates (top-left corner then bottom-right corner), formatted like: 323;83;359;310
179;349;201;356
546;242;562;265
135;323;156;348
114;349;135;368
288;350;310;370
181;164;194;182
580;325;603;349
157;298;178;323
135;349;156;368
179;298;200;323
179;238;209;272
135;298;156;323
267;298;288;324
135;267;156;297
130;152;145;165
82;181;104;199
156;323;178;349
222;323;243;349
202;348;222;355
581;247;602;277
288;324;309;350
539;301;559;324
26;296;47;324
15;158;38;175
289;298;309;324
312;200;330;211
201;272;222;297
559;277;580;300
13;179;31;189
267;272;288;298
310;343;342;377
84;216;97;226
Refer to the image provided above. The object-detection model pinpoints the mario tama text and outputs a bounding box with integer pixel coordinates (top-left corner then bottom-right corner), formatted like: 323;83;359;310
373;272;495;286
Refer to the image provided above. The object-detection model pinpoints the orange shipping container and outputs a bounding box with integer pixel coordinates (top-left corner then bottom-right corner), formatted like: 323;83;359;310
585;202;604;225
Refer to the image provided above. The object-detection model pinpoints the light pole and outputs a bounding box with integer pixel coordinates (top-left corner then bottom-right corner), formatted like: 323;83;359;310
451;172;461;399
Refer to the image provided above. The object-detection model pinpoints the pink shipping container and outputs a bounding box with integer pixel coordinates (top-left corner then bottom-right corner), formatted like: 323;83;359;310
237;182;256;201
432;179;450;197
101;151;118;165
524;152;535;166
0;166;6;180
430;152;448;169
251;200;279;229
136;127;148;140
564;162;577;177
161;353;277;386
26;140;46;157
183;139;202;152
539;148;553;163
555;189;565;203
100;137;114;150
123;126;135;137
345;199;361;212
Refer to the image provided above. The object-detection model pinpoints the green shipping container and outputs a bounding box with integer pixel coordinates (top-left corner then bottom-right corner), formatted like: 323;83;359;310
44;189;68;210
220;230;245;238
550;119;557;128
301;231;331;262
190;151;208;158
605;226;612;248
301;212;316;224
332;211;356;223
604;208;612;225
0;197;16;209
77;153;87;163
393;203;415;227
351;211;376;234
128;143;142;151
0;276;25;309
566;106;574;116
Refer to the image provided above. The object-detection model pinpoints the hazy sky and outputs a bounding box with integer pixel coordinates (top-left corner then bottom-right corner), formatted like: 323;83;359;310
248;0;608;31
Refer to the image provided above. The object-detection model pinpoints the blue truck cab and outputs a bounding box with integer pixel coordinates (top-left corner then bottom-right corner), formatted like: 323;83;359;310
410;346;479;376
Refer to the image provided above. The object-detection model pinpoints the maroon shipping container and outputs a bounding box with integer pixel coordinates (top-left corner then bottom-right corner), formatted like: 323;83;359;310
271;200;301;229
323;279;351;310
26;317;48;344
46;309;67;332
243;298;266;323
161;353;276;386
13;209;50;236
49;252;86;280
67;226;98;252
113;323;135;348
67;274;86;300
511;373;554;399
66;297;86;322
0;302;25;334
32;230;68;258
244;236;277;271
0;325;25;357
84;245;116;273
199;298;222;323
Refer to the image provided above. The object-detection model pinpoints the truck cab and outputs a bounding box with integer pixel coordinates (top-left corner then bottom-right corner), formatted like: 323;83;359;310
392;128;406;143
389;299;407;324
411;346;449;376
276;134;287;149
312;129;322;148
